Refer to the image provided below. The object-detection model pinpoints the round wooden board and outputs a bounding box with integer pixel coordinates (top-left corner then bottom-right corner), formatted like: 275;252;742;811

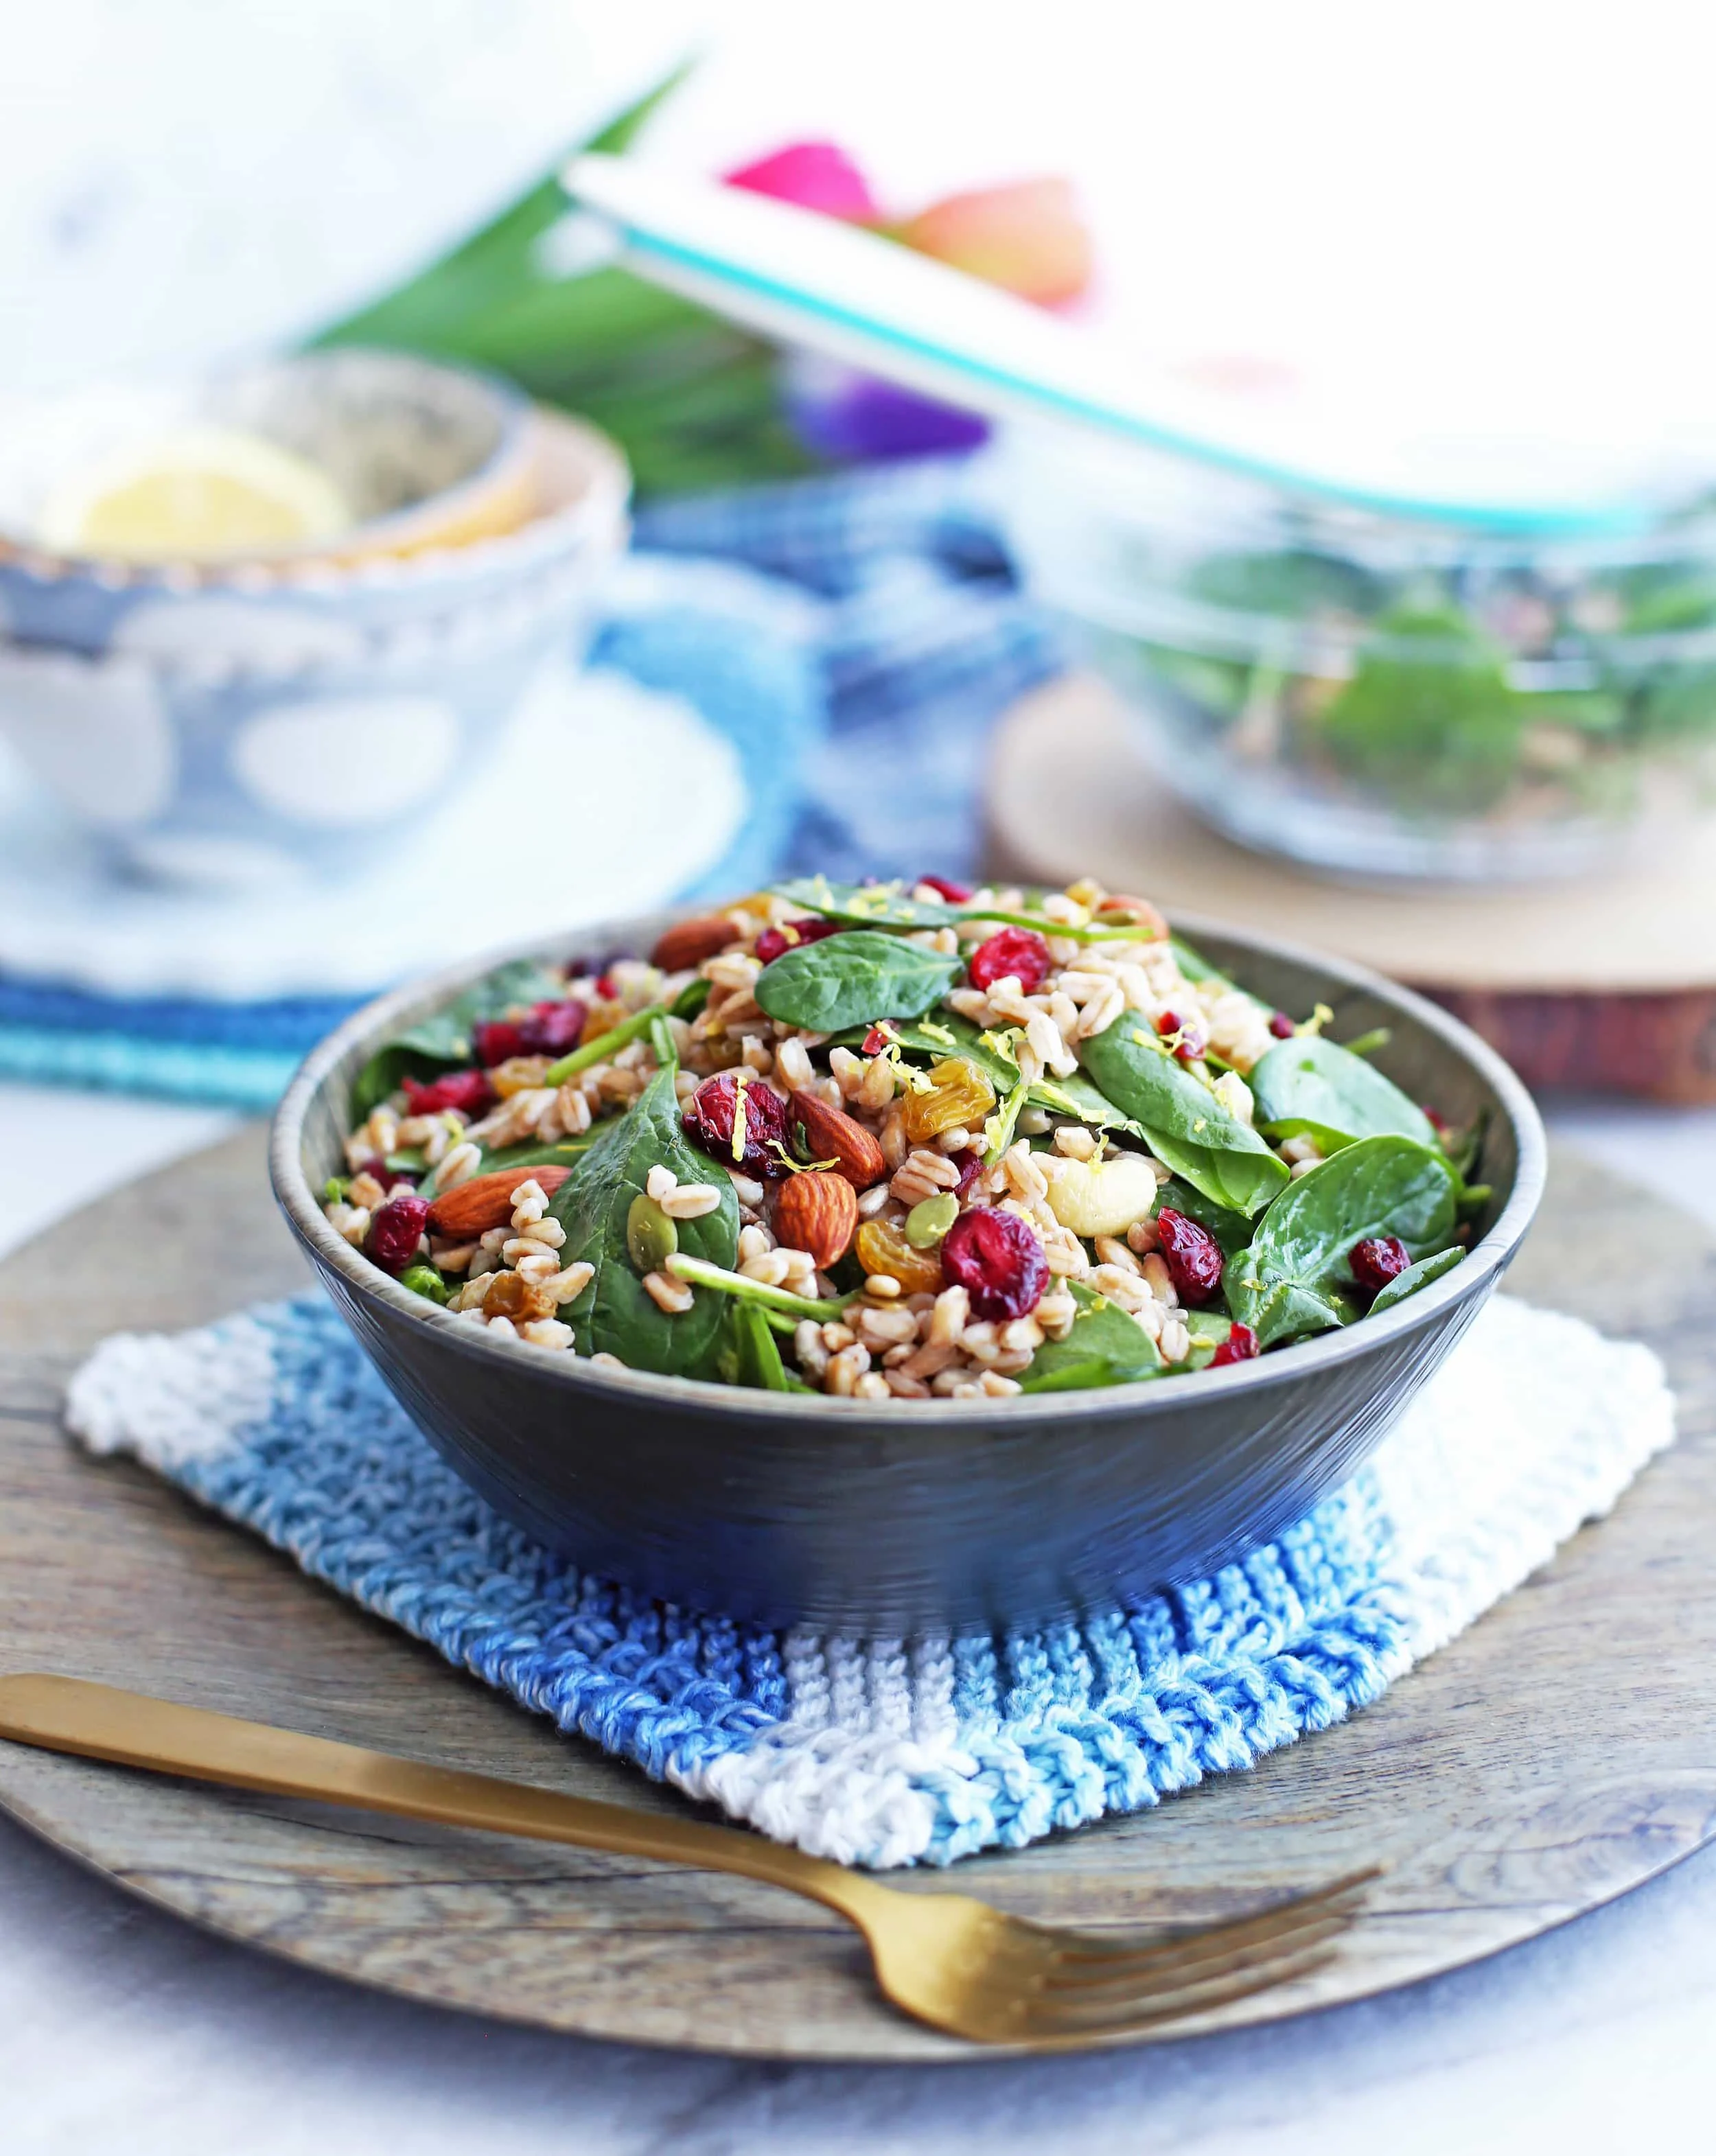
2;1128;1715;2063
987;675;1716;1102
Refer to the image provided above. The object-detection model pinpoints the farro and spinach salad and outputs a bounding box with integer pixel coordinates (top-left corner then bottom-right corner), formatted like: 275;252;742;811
323;875;1485;1402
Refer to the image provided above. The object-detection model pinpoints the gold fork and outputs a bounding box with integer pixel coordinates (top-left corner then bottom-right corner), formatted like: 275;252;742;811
0;1673;1373;2046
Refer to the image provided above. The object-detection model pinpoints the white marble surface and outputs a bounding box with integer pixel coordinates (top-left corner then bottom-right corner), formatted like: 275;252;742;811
1;1082;1715;2155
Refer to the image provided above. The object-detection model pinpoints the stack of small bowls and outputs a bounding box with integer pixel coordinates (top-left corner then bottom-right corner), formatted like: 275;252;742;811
0;350;628;885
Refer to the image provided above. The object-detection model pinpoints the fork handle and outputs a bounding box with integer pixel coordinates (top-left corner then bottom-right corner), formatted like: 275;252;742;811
0;1673;889;1926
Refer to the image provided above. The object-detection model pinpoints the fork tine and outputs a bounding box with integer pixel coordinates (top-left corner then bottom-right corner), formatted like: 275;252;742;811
1034;1868;1377;1989
1035;1903;1355;1997
1012;1944;1340;2041
1040;1866;1379;1965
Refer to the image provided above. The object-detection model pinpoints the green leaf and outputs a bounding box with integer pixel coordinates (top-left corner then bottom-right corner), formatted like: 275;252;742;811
1226;1135;1459;1347
1077;1024;1289;1217
1317;606;1527;815
1249;1034;1438;1154
350;960;564;1116
1018;1284;1166;1392
1370;1244;1467;1313
754;931;963;1032
770;877;1156;944
548;1065;739;1374
1029;1067;1146;1139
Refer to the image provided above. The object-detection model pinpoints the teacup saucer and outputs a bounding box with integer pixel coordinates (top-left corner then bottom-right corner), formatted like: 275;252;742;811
0;660;747;1001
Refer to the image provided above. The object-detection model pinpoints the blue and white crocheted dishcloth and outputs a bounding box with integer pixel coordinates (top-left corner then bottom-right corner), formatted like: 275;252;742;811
65;1292;1672;1870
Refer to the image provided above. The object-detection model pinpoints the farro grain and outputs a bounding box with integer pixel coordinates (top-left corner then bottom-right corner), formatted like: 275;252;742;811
642;1270;694;1314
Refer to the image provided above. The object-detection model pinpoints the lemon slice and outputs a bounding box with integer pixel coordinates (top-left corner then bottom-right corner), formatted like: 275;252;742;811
38;426;353;562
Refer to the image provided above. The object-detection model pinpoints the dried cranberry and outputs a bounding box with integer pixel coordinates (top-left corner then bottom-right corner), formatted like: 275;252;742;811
1155;1010;1208;1063
1155;1207;1225;1306
474;1019;524;1067
1349;1235;1411;1291
940;1205;1048;1321
755;917;844;965
518;997;588;1055
364;1194;430;1276
683;1071;794;1177
1268;1011;1297;1039
1210;1322;1260;1366
966;927;1051;995
950;1148;985;1196
918;874;973;903
403;1069;494;1117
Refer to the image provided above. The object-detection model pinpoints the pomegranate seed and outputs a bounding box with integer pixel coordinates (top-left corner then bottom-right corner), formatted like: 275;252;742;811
518;997;588;1055
861;1025;891;1054
474;1020;524;1067
1210;1322;1260;1366
755;917;844;966
1155;1010;1208;1063
1424;1106;1451;1138
1155;1207;1225;1305
1268;1011;1297;1039
951;1148;985;1196
966;927;1051;995
918;874;973;903
940;1205;1048;1321
364;1194;430;1276
403;1069;494;1117
683;1070;794;1177
1349;1235;1411;1290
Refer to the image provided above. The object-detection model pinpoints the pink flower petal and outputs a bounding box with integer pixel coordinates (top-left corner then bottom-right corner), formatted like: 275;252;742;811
895;177;1093;307
723;141;883;224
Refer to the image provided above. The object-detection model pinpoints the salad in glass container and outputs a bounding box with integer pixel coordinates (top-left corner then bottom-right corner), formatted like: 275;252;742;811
1004;432;1716;880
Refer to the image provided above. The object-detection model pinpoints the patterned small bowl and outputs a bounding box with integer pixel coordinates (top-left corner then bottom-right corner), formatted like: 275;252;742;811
0;356;627;885
271;907;1546;1634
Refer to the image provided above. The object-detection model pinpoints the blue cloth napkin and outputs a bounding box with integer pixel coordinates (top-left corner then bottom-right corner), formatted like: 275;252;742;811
1;459;1059;1109
66;1290;1669;1866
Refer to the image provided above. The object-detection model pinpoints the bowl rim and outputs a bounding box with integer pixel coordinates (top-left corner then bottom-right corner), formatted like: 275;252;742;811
0;381;629;598
270;905;1547;1430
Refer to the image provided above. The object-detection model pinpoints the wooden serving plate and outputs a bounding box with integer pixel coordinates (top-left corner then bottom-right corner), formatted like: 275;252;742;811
1;1128;1715;2062
987;675;1716;1102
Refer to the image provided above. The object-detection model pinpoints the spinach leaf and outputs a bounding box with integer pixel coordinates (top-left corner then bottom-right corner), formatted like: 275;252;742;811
1370;1244;1466;1313
771;877;1157;944
1078;1023;1289;1217
754;931;963;1032
1249;1034;1438;1153
1318;607;1527;815
1030;1067;1147;1139
1017;1284;1166;1392
1152;1177;1254;1255
830;1012;1018;1085
548;1065;739;1375
1226;1135;1459;1347
351;960;564;1117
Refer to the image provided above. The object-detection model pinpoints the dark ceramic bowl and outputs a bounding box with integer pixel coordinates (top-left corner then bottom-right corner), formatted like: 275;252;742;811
270;909;1545;1633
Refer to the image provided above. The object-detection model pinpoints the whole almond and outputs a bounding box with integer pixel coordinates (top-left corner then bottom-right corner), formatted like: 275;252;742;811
788;1089;887;1189
649;916;739;972
427;1163;572;1238
774;1170;859;1269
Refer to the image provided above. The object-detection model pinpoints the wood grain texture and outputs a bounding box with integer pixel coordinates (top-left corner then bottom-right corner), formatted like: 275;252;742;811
987;675;1716;1102
1;1125;1714;2061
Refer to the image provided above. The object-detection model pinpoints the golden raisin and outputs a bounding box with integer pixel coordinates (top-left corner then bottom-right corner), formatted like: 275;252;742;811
490;1054;553;1098
856;1216;944;1295
901;1057;995;1144
481;1271;557;1323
